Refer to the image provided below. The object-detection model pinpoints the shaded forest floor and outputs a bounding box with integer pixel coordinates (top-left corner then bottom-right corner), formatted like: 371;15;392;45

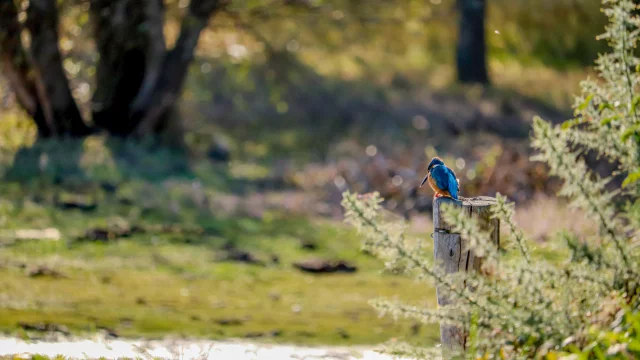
0;93;596;348
0;135;439;346
0;37;600;349
0;0;614;354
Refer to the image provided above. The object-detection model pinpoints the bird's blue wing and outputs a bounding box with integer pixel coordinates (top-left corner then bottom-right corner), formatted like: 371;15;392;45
445;166;459;199
430;166;450;191
431;166;459;199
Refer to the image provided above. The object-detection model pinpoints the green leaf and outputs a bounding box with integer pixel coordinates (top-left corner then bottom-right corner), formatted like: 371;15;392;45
631;96;640;114
562;118;586;130
574;94;594;115
622;169;640;188
598;103;615;112
592;346;606;360
600;115;619;126
621;125;640;142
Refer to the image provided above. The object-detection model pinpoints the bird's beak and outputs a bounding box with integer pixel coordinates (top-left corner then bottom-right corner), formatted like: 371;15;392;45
420;173;429;187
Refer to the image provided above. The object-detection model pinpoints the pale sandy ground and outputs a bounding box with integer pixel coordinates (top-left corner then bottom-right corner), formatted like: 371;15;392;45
0;337;415;360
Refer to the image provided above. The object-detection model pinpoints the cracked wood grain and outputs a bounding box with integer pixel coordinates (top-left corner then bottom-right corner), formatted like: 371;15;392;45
432;196;499;358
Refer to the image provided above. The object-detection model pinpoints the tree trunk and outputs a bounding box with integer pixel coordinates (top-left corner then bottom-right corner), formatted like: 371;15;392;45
133;0;223;136
0;0;91;137
26;0;92;136
90;0;165;136
91;0;222;138
456;0;489;84
1;0;223;141
0;0;53;137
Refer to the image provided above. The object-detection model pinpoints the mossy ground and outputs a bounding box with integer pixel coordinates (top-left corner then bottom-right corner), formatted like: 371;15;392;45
0;215;438;346
0;94;598;355
0;132;437;347
0;118;590;350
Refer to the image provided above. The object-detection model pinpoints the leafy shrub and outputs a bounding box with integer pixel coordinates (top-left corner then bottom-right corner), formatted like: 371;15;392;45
341;0;640;358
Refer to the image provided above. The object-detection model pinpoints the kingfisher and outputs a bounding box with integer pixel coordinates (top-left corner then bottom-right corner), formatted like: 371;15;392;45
420;157;460;200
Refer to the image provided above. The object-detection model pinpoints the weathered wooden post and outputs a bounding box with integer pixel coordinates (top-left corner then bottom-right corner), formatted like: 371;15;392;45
432;196;499;357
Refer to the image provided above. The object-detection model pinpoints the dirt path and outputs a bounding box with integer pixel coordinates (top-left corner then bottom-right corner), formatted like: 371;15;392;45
0;337;415;360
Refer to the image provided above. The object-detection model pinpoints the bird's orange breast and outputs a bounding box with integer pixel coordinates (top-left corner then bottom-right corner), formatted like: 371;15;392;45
428;174;452;198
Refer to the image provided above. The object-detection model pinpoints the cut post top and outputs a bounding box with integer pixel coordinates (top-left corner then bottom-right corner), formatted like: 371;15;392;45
434;196;497;207
432;196;497;230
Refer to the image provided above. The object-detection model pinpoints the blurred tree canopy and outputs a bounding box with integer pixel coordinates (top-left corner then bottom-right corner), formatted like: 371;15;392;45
0;0;607;142
1;0;224;140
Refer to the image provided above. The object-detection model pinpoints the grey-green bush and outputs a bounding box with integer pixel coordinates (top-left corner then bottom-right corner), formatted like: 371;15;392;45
342;0;640;358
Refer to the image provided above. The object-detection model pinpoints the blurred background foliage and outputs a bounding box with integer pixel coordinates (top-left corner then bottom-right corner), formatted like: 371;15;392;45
0;0;623;349
0;0;608;205
4;0;606;124
55;0;606;108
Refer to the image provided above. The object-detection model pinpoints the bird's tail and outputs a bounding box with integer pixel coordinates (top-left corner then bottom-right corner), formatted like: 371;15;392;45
450;187;459;200
420;174;429;187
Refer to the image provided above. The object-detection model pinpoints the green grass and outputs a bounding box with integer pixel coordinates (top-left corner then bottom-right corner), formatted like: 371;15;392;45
0;0;608;352
0;182;573;346
0;122;581;348
0;215;437;345
0;133;437;345
0;356;68;360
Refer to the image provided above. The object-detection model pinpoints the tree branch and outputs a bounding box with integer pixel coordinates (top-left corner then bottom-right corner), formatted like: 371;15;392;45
27;0;90;136
0;0;56;136
134;0;225;135
130;0;167;114
90;0;150;134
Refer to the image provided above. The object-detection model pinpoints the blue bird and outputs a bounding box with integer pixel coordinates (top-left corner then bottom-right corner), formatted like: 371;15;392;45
420;157;460;200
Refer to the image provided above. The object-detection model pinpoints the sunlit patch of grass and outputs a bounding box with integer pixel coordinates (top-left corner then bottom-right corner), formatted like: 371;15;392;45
514;195;598;242
0;111;37;151
229;162;270;180
0;125;585;348
0;356;69;360
0;134;436;345
489;59;587;111
0;217;438;345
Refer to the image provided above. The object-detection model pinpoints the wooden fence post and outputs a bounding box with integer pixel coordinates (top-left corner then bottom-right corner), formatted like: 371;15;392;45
432;196;499;358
